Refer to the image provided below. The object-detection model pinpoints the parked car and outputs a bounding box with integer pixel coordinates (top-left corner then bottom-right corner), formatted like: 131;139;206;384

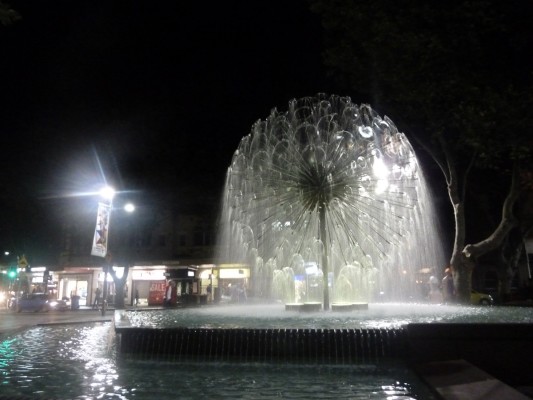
16;293;51;312
471;290;493;305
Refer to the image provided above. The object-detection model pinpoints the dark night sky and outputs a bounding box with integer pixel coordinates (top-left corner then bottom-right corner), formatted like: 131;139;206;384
1;1;333;194
1;1;341;256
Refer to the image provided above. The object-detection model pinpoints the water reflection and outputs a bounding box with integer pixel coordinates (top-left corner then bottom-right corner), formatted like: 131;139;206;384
0;323;436;399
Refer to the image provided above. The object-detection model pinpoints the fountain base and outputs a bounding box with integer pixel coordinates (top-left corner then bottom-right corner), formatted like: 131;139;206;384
284;302;369;312
285;303;304;311
331;302;369;312
285;302;322;312
116;326;406;363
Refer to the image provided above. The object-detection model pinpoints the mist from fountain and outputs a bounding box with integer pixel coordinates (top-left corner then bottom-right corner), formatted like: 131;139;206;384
216;94;446;308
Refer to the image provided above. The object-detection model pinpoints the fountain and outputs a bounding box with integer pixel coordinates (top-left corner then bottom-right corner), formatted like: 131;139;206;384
217;94;445;309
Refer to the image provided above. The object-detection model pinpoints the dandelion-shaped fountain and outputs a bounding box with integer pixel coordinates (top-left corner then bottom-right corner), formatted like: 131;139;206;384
217;94;444;310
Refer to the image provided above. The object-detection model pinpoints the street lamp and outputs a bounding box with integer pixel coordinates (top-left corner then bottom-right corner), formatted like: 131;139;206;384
91;185;134;315
99;185;116;201
124;202;135;213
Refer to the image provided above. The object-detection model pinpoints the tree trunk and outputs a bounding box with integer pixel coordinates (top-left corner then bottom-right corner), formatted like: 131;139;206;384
454;254;475;304
445;146;471;304
493;230;519;301
108;265;130;309
460;166;521;302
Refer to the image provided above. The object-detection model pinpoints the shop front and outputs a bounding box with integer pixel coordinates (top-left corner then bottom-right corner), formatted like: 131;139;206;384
198;264;217;303
165;266;203;305
129;268;167;306
58;273;92;306
217;264;250;303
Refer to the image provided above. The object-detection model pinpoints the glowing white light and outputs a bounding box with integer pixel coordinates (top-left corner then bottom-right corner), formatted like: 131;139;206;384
375;179;389;194
373;157;390;194
114;267;124;279
124;203;135;213
357;126;374;138
99;186;116;201
372;157;390;180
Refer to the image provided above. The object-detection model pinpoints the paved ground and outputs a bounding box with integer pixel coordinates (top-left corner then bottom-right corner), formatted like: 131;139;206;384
0;307;115;335
415;359;532;400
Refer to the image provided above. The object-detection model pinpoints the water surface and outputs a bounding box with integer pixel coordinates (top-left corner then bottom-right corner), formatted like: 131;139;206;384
122;303;533;329
0;323;436;399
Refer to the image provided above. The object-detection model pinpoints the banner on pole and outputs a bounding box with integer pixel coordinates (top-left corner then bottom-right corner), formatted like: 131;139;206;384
91;202;111;257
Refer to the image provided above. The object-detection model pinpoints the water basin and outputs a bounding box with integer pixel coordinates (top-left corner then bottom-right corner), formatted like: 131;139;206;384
0;323;437;399
120;303;533;330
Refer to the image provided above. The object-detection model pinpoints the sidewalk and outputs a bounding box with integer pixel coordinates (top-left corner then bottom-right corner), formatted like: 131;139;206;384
415;359;532;400
0;304;168;335
0;308;114;335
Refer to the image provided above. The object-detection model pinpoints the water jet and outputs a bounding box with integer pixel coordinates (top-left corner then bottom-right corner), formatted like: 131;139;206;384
217;94;445;309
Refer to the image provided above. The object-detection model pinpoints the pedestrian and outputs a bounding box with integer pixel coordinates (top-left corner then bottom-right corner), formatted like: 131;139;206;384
206;283;212;302
93;287;101;310
428;275;443;304
164;281;176;307
135;288;139;306
441;268;455;304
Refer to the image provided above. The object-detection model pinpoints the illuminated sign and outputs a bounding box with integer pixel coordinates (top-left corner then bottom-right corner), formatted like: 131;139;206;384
131;270;166;280
219;268;250;279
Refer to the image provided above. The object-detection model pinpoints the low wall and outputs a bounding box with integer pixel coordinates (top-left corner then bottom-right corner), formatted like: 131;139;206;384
116;327;408;364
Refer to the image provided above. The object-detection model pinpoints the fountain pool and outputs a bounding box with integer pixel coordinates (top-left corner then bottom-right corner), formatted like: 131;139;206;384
117;303;533;330
0;322;437;399
113;303;533;391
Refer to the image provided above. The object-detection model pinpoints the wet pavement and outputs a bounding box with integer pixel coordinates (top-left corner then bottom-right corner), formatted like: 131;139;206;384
0;307;114;335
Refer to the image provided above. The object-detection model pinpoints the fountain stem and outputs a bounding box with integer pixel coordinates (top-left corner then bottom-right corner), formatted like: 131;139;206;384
320;204;330;310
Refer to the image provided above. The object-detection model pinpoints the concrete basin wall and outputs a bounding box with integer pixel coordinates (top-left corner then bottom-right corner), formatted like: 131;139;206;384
116;327;408;364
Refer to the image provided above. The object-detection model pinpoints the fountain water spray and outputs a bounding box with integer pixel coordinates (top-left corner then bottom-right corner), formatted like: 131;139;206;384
217;94;444;309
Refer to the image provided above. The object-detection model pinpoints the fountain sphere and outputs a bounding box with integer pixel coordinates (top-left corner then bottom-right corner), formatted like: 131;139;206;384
217;94;444;309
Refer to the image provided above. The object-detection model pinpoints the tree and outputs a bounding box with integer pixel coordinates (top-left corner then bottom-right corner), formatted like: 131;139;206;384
310;0;533;303
107;264;130;309
0;1;20;26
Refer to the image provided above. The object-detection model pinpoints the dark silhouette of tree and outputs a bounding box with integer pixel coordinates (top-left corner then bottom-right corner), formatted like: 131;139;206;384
0;1;20;26
310;0;533;303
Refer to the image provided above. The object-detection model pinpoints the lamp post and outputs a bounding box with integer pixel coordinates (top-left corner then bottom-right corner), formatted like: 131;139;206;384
88;185;114;316
90;186;135;316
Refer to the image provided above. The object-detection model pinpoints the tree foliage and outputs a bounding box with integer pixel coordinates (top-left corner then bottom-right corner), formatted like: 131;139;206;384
0;1;20;26
310;0;533;302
